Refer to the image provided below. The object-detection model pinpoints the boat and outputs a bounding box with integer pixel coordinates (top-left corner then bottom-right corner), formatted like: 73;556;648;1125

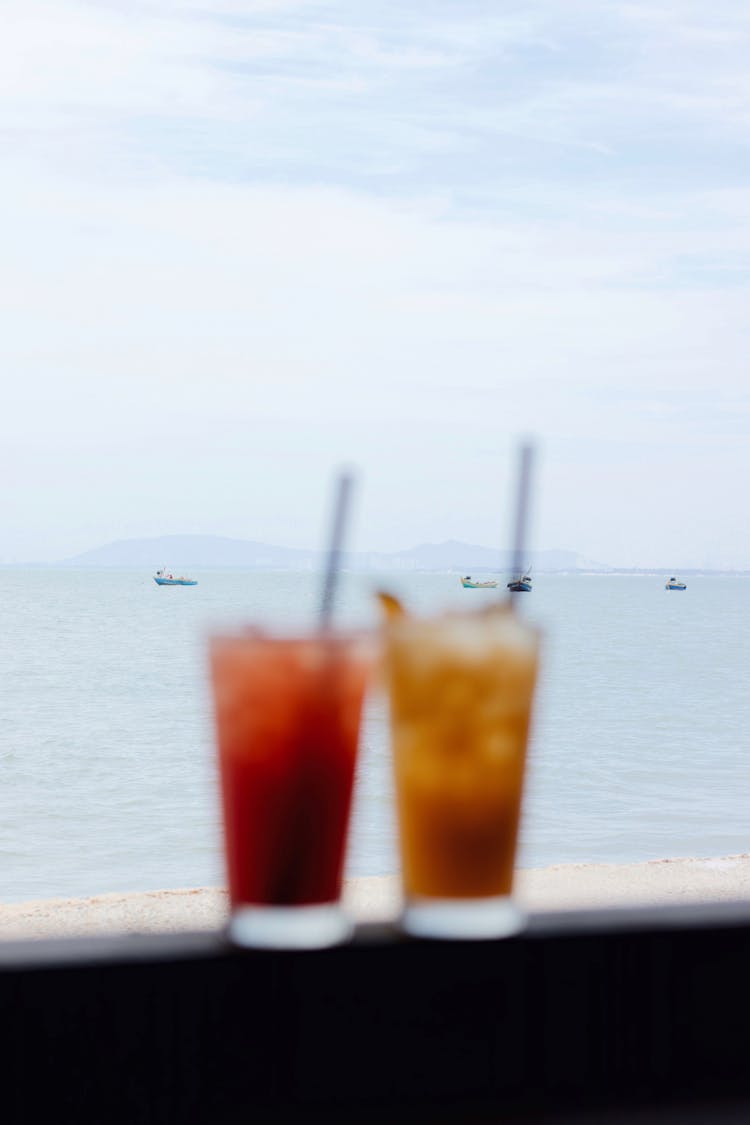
154;568;198;587
665;577;686;590
460;576;499;589
507;568;532;593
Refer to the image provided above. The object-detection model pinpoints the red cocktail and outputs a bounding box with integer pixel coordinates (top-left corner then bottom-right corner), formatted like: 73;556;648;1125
210;630;371;947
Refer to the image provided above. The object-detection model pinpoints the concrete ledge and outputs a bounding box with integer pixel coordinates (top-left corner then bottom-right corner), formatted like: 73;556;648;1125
3;902;750;1122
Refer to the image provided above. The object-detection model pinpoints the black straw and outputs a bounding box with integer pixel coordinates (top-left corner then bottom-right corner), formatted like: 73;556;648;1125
510;442;534;600
319;470;355;629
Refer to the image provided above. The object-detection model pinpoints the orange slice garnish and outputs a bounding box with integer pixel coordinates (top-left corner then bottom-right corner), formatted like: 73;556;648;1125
376;590;406;621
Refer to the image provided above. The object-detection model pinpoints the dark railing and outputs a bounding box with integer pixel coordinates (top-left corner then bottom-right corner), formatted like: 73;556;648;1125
3;902;750;1123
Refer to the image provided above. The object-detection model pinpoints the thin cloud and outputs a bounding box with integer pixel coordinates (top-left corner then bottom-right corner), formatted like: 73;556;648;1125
0;1;748;565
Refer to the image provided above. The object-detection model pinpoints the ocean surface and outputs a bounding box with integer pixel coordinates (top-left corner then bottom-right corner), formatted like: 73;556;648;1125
0;568;748;903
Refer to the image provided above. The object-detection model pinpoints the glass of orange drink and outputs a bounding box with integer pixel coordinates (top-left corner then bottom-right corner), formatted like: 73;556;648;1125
381;600;540;939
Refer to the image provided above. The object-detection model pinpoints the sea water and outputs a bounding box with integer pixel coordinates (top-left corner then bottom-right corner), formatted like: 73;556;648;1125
0;568;748;902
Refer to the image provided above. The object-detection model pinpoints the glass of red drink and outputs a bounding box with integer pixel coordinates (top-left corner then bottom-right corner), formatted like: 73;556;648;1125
210;629;372;948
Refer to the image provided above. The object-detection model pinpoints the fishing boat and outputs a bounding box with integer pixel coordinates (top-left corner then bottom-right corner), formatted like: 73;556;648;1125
507;569;532;593
460;576;499;589
665;577;686;590
154;568;198;587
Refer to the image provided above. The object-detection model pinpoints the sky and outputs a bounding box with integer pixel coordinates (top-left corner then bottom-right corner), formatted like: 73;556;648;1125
1;0;749;567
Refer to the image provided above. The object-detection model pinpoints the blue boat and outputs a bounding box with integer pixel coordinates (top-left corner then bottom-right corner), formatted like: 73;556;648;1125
154;568;198;587
665;577;686;590
507;568;532;593
460;576;498;589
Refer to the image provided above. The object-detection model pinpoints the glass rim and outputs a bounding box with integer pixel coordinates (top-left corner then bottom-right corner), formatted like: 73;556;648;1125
381;603;541;636
209;625;376;646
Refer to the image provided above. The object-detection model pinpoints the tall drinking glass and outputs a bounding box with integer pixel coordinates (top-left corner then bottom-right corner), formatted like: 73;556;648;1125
382;604;539;939
210;629;371;948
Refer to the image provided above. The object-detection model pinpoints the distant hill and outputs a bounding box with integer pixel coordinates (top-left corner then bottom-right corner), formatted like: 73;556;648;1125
61;535;611;572
62;535;316;569
358;540;609;573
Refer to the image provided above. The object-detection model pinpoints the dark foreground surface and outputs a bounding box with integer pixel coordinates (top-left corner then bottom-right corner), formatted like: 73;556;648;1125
4;901;750;1123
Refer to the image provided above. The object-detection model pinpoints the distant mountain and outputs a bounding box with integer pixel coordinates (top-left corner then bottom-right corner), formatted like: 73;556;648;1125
359;540;610;573
61;535;612;572
62;535;316;569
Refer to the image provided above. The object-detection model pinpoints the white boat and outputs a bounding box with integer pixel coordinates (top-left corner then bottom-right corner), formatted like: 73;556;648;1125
665;577;686;591
460;576;498;589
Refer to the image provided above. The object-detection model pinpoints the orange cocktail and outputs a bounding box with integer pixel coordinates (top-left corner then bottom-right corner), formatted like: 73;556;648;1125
382;603;539;938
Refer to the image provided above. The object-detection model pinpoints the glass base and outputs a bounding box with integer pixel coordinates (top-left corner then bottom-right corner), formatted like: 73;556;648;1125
401;895;524;940
228;902;352;950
